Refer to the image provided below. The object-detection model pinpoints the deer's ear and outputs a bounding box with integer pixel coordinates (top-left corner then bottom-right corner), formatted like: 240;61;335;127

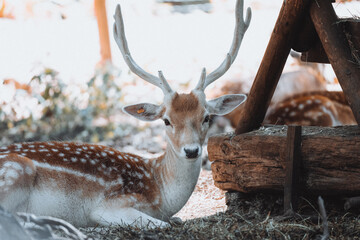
123;103;164;121
207;94;247;116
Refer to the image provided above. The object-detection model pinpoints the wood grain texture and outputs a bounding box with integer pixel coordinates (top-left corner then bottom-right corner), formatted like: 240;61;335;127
209;125;360;195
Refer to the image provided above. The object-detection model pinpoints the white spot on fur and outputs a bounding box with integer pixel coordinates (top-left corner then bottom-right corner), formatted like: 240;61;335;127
101;152;107;157
58;153;65;157
38;149;49;152
144;171;150;178
0;155;7;159
135;172;143;179
81;158;87;163
298;104;304;110
52;149;59;152
71;157;78;163
126;163;131;169
5;178;14;185
64;147;71;151
5;169;19;180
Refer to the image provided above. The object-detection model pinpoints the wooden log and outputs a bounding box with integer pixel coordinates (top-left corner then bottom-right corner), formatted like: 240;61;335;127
208;125;360;196
235;0;311;134
300;20;360;64
310;0;360;124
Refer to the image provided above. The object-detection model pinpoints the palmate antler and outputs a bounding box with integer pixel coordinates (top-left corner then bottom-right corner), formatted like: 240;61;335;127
113;0;251;94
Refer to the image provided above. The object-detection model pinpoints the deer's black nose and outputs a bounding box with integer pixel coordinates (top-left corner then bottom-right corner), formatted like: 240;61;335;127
184;147;199;159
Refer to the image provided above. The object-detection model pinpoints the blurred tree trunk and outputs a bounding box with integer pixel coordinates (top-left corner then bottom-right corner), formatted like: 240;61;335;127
94;0;112;63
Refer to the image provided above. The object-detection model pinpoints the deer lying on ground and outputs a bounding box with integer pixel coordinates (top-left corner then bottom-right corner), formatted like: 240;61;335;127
0;0;251;228
264;90;356;126
223;90;355;128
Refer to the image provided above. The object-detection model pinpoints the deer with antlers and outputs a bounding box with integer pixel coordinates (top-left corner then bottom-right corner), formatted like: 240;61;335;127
0;0;251;228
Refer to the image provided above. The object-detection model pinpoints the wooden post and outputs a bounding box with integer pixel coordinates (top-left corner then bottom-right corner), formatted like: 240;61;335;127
309;0;360;124
284;126;302;214
94;0;112;63
235;0;311;134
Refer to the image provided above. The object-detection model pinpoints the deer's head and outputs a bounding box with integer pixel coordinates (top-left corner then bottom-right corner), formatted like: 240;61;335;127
114;0;251;160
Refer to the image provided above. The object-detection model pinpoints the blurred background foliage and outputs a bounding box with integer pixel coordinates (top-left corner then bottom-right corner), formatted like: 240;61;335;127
0;65;129;144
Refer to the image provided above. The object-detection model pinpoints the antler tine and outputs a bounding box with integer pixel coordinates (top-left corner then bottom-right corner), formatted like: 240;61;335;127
158;71;173;94
195;68;207;91
113;5;173;95
200;0;251;90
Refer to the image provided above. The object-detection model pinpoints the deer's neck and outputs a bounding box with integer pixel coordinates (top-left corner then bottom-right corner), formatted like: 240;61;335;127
153;145;202;219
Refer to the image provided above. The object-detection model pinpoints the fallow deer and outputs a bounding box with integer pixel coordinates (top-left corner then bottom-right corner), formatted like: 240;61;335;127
0;0;251;228
264;91;356;126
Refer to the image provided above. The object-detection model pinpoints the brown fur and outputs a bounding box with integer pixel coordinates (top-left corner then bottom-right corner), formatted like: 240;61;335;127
0;142;160;207
265;91;356;126
171;93;200;112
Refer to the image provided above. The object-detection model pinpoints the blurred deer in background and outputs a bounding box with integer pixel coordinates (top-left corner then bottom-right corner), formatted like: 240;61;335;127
264;90;356;126
0;0;250;228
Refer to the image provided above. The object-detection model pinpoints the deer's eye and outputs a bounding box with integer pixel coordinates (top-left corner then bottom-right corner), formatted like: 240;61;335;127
164;119;171;126
203;115;210;124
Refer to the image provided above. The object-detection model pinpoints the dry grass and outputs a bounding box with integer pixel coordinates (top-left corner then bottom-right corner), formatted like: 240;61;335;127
81;172;360;239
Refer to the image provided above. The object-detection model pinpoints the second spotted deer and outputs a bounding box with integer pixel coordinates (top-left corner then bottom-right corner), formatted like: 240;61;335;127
0;0;251;228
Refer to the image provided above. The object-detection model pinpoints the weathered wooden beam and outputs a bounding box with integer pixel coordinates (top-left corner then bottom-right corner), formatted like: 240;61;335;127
209;125;360;195
310;0;360;124
284;126;302;213
235;0;311;134
300;20;360;64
